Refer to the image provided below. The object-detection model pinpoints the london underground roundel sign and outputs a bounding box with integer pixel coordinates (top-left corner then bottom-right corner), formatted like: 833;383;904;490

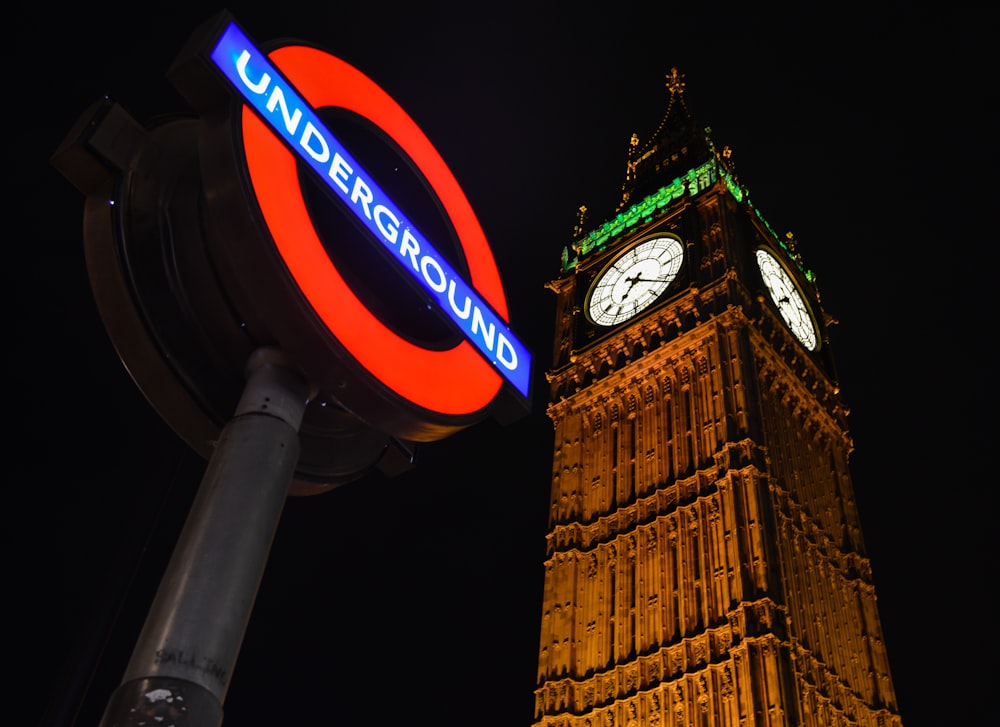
175;14;531;440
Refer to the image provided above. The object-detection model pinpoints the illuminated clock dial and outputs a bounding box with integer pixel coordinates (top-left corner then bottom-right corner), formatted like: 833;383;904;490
755;247;819;351
586;236;685;327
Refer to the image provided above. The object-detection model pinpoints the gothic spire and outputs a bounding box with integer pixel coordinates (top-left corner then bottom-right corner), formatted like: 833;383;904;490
616;67;712;214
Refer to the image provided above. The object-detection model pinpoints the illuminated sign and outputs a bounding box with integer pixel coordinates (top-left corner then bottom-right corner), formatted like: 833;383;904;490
208;21;531;401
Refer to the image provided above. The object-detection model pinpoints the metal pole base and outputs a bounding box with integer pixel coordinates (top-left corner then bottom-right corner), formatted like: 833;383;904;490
98;677;223;727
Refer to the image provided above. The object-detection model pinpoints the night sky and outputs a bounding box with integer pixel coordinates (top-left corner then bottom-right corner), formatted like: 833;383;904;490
15;3;995;726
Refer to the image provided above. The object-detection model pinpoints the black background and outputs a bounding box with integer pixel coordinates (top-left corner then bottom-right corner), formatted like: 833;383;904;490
14;3;996;726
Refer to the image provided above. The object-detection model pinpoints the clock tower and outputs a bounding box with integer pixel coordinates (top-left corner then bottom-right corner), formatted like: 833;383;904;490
533;69;902;726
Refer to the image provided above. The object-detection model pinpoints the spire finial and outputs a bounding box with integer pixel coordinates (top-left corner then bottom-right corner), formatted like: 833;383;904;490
665;67;686;97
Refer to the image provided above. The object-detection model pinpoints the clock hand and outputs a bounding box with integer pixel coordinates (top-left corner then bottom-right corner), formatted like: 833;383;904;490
621;273;657;301
631;275;657;284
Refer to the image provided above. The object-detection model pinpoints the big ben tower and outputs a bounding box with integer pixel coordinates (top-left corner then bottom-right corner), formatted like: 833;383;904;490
533;69;902;727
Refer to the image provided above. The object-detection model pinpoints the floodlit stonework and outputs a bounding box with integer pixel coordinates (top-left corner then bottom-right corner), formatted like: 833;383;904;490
533;71;902;727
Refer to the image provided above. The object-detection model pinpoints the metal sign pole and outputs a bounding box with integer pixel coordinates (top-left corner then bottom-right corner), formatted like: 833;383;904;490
98;348;313;727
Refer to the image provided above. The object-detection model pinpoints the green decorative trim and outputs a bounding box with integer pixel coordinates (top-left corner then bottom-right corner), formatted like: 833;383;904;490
568;159;716;263
560;156;814;285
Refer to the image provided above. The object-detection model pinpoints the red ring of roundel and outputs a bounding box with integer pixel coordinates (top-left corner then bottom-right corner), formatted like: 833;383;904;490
242;44;506;415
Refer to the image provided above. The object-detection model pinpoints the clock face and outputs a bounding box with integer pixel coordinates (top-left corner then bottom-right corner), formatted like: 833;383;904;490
586;236;685;327
755;248;819;351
